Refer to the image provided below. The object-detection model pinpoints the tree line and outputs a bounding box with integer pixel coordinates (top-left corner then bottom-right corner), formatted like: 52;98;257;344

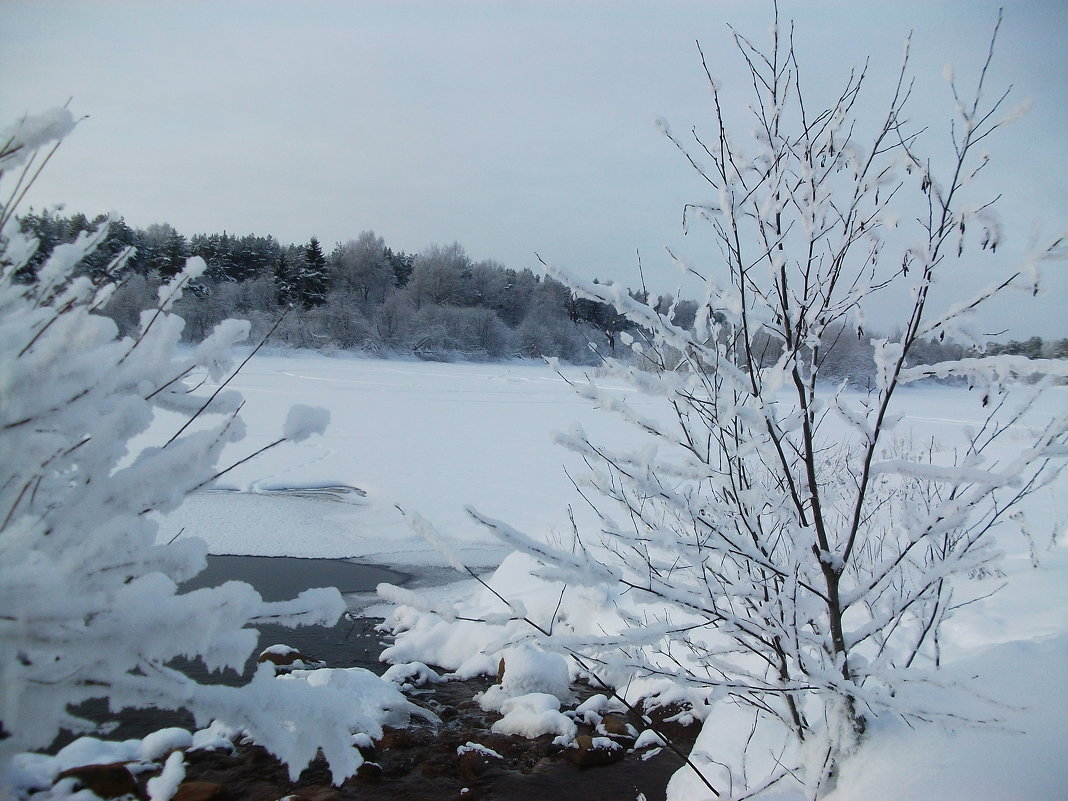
16;210;652;364
16;209;1065;376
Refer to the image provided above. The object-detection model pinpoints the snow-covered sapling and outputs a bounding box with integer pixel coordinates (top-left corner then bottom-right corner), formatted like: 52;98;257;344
0;110;408;788
392;9;1068;800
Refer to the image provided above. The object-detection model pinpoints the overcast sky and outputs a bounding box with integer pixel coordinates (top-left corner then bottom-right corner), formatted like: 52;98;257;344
2;1;1065;338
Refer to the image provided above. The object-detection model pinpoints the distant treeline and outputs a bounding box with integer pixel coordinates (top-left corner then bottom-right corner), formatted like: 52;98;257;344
16;210;1067;378
16;210;656;364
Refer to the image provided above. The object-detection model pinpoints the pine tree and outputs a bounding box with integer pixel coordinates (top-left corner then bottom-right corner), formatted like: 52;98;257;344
385;246;414;288
297;236;329;308
157;227;190;279
274;250;297;306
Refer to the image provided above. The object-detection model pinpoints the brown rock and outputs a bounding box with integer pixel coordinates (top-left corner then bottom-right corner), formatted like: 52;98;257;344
599;714;633;738
495;657;506;684
354;739;377;761
57;762;140;799
456;746;504;783
355;761;383;783
642;701;700;743
171;780;231;801
566;734;626;768
377;725;436;750
257;645;322;669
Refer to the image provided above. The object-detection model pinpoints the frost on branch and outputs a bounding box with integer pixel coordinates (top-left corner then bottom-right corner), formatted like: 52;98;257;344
0;113;407;788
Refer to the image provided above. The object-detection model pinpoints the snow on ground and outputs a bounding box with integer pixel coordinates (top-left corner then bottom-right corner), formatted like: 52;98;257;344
147;351;1068;800
153;353;639;567
830;629;1068;801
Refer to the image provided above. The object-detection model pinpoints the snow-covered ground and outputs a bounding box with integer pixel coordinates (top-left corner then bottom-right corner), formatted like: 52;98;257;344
154;352;644;568
149;351;1068;801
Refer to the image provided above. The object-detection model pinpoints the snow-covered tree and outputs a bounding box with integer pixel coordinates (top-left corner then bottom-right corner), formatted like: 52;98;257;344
153;224;191;279
407;241;472;308
0;110;423;789
273;249;297;306
296;235;330;308
411;11;1068;798
330;231;394;308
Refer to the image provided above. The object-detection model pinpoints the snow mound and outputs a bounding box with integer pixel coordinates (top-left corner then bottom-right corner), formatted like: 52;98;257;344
146;751;185;801
381;661;444;688
484;692;578;740
498;643;571;700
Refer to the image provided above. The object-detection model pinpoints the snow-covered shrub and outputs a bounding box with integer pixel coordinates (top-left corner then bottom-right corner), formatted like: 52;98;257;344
539;15;1068;798
384;11;1068;800
0;110;407;788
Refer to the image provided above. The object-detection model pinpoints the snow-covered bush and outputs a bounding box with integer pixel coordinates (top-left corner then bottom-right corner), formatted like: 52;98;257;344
384;11;1068;800
548;15;1068;798
0;110;407;788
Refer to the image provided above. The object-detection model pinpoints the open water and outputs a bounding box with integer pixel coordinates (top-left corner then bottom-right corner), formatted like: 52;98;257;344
55;555;406;748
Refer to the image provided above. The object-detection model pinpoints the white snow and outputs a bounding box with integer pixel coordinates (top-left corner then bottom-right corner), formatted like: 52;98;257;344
495;644;572;700
456;742;504;759
276;666;438;729
151;354;638;564
0;109;76;170
484;692;577;740
146;751;185;801
633;729;667;749
53;738;142;774
139;728;193;762
829;633;1068;801
46;351;1068;799
381;661;444;688
189;721;239;753
8;721;238;801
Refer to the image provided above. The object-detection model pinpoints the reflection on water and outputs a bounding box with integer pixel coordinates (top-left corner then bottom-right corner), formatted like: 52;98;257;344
55;555;407;747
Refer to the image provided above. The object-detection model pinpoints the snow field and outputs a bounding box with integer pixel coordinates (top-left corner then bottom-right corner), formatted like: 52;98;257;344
142;352;1067;800
152;354;644;566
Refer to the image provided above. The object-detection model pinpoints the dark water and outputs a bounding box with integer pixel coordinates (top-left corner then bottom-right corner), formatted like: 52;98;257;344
178;554;409;677
56;555;408;748
183;554;406;602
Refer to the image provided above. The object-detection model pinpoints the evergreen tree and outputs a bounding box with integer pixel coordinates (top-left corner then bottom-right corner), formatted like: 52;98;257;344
16;209;66;280
296;236;329;308
233;233;279;281
274;250;297;306
385;246;414;288
156;226;190;279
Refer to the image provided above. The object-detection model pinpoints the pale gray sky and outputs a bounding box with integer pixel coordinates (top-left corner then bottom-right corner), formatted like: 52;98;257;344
2;1;1065;338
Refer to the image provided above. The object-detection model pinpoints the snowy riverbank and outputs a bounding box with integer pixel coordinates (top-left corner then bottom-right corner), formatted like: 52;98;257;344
144;352;1067;800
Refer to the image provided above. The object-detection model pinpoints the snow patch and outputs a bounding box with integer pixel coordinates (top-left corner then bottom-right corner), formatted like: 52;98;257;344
483;692;577;740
